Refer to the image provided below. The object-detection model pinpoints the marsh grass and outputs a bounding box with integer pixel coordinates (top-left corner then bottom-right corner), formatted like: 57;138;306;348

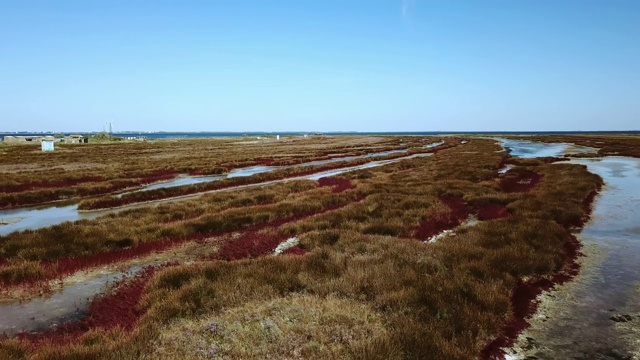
0;259;45;285
0;136;605;359
0;181;365;284
148;294;388;359
1;136;427;208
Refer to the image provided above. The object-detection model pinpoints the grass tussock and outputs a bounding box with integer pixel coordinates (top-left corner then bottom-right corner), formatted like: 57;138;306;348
148;294;388;359
499;168;542;193
0;260;46;285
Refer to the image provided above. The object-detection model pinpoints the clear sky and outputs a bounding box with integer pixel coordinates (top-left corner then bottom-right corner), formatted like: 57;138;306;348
1;1;638;132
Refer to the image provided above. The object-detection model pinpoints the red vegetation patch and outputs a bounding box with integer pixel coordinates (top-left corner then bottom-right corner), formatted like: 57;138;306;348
254;158;275;166
480;235;583;359
49;239;187;280
581;190;598;218
18;266;159;347
282;246;306;256
318;177;354;193
556;189;601;229
411;197;471;240
217;231;287;261
442;197;471;221
499;169;543;193
217;197;364;261
0;234;210;288
579;189;600;227
480;186;598;358
2;197;364;287
138;169;178;184
475;204;510;221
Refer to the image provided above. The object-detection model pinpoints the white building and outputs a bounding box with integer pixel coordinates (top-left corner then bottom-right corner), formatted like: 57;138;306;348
41;140;54;151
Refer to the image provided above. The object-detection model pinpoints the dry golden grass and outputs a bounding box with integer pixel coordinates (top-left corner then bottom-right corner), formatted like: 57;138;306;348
148;294;388;359
0;136;605;359
0;259;45;283
0;136;426;208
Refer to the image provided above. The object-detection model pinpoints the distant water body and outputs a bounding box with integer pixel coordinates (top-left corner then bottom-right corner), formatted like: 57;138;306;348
2;131;639;140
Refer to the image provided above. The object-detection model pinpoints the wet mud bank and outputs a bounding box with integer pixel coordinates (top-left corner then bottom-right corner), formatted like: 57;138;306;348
0;266;144;337
0;235;210;337
16;266;161;346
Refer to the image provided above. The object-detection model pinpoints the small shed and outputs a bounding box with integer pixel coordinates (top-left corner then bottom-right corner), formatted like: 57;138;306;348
41;140;55;152
66;134;89;144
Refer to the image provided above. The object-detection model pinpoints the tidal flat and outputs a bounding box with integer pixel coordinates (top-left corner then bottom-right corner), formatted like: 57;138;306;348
0;134;637;359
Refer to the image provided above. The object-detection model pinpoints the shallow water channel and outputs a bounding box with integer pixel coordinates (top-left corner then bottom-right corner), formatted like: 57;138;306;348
0;267;142;336
498;138;597;158
501;139;640;359
0;152;433;336
0;204;96;236
0;146;442;237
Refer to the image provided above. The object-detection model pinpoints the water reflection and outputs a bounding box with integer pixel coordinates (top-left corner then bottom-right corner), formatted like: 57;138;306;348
498;138;597;158
423;141;444;149
0;266;143;336
1;150;432;236
499;139;570;158
306;154;431;180
502;138;640;358
0;205;100;236
141;175;222;191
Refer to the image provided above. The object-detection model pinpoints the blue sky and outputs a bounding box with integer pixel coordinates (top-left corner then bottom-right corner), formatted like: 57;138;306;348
1;1;638;132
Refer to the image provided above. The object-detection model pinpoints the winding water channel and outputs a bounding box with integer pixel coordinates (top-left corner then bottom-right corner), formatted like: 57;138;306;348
0;151;434;336
0;147;440;236
501;139;640;359
6;137;636;354
0;267;143;336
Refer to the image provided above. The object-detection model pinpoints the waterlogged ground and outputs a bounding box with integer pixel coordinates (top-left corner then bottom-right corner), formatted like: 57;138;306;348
499;138;597;158
0;232;223;336
0;151;434;236
1;136;628;358
0;153;432;336
502;141;640;359
0;266;142;336
0;204;99;236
